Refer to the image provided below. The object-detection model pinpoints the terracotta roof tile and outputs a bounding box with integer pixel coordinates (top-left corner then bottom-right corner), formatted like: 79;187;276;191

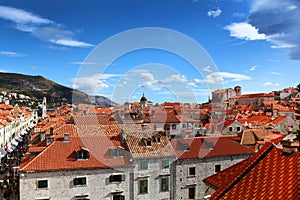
20;135;131;172
171;137;254;160
125;131;176;159
205;143;300;200
231;93;275;99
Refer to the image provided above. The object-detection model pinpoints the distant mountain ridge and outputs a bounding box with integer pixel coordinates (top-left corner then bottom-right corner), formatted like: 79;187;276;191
0;72;90;104
94;95;118;107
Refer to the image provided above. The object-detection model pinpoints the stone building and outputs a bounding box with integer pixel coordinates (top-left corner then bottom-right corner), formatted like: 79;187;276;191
19;134;132;200
229;93;275;109
171;137;253;200
203;135;300;199
211;86;241;108
123;126;176;200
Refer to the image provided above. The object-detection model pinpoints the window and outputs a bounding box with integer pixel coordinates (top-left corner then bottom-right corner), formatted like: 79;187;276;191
236;126;241;132
140;161;148;170
161;176;169;192
76;150;89;160
188;186;195;199
162;160;169;169
141;138;152;146
182;123;187;128
37;180;48;189
139;179;148;194
215;164;221;173
113;195;125;200
172;124;176;130
155;137;161;144
229;127;233;132
109;174;125;182
74;177;87;186
112;148;124;158
146;140;152;146
188;167;196;176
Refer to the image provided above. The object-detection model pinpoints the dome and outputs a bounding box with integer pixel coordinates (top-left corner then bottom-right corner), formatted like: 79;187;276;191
140;93;147;102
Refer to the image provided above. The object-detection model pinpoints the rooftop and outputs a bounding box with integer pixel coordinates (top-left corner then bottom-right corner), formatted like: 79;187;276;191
204;143;300;200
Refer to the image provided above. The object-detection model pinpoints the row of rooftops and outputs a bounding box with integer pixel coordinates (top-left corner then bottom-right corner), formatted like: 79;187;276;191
0;104;34;127
20;119;254;172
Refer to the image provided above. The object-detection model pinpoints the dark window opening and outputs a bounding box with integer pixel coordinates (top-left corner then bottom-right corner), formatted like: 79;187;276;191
74;177;87;186
188;167;196;176
161;177;169;192
215;164;221;173
113;195;125;200
139;179;148;194
37;180;48;189
76;150;89;160
109;174;125;182
188;187;195;199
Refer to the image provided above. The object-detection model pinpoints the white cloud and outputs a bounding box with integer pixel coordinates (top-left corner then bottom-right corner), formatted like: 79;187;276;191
72;74;121;94
194;78;204;83
249;65;256;71
262;82;280;87
0;6;93;48
140;72;155;82
248;0;300;60
270;43;297;49
70;62;97;65
0;51;26;57
262;82;272;87
207;9;222;18
204;72;251;84
0;5;52;24
270;72;283;75
225;22;266;40
161;74;188;84
50;39;94;48
203;65;212;72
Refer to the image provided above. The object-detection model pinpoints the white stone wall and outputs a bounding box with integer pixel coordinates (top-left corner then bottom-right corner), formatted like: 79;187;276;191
173;154;251;200
20;167;132;200
0;126;4;148
221;121;245;135
132;158;175;200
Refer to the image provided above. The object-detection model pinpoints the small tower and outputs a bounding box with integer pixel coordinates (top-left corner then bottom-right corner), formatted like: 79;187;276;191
140;93;148;108
42;97;47;119
234;86;242;96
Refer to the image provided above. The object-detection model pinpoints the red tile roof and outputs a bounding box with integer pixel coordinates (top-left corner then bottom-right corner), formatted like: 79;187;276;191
171;137;253;160
20;135;131;172
204;143;300;200
231;93;275;99
125;131;176;159
0;104;14;109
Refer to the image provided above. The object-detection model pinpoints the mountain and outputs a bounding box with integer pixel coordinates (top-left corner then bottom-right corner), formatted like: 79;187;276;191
94;95;118;107
0;72;90;105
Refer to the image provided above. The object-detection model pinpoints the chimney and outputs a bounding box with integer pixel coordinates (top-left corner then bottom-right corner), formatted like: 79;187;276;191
50;127;54;135
40;132;46;142
46;133;54;146
63;133;70;142
281;139;300;155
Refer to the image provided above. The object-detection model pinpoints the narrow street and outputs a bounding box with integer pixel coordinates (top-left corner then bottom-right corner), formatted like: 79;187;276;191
0;127;33;200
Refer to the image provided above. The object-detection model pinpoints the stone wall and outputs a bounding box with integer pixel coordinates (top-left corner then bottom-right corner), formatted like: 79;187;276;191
19;167;132;200
173;154;251;200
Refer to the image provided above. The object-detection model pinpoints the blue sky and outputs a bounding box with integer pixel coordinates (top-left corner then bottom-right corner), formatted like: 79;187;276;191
0;0;299;104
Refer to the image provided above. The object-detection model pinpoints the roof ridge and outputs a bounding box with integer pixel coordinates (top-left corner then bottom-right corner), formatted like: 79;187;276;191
20;140;57;171
214;143;274;199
